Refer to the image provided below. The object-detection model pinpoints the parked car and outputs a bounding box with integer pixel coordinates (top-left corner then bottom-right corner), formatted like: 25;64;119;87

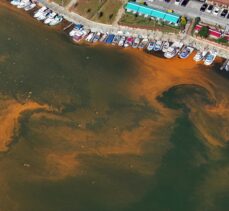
181;0;189;7
212;7;220;16
200;3;208;12
227;13;229;19
220;9;228;18
206;5;214;13
175;0;181;5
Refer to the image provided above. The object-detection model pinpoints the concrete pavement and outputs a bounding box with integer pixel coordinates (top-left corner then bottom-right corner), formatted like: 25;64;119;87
37;0;229;59
147;0;228;28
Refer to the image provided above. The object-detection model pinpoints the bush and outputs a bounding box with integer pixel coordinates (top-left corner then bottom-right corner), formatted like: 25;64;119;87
216;37;228;44
198;26;209;38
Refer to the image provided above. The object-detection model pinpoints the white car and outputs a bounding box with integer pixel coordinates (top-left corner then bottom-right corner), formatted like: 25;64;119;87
212;7;220;16
175;0;181;5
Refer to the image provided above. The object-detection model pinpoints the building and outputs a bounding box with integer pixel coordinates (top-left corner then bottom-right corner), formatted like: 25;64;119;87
125;2;181;25
207;0;229;7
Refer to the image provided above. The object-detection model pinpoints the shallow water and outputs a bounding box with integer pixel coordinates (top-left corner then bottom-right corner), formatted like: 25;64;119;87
0;5;229;211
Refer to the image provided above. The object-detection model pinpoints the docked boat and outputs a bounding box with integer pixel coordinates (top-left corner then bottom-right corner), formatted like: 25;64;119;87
34;6;47;18
225;60;229;71
112;35;121;45
153;40;163;51
69;24;84;37
44;12;57;24
37;9;51;21
99;33;108;42
105;34;115;44
220;59;229;71
24;3;36;11
11;0;21;6
147;41;155;51
164;42;182;59
17;0;30;9
72;29;88;43
93;32;101;43
138;38;148;49
85;32;95;42
124;37;134;48
132;37;141;48
118;36;126;47
162;41;170;53
204;51;217;66
49;15;63;26
178;46;194;59
193;50;208;62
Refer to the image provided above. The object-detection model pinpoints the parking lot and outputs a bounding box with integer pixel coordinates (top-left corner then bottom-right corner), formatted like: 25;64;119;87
146;0;229;28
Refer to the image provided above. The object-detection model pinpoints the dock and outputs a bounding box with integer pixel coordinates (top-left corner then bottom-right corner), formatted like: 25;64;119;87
63;22;74;31
36;0;229;59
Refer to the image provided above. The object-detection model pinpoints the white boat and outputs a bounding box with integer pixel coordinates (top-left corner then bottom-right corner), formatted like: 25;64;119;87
162;41;170;53
164;47;179;59
11;0;21;6
17;0;30;8
37;9;51;21
24;3;36;11
193;50;208;62
99;33;108;42
138;38;148;49
85;32;95;42
178;46;194;59
92;32;101;43
34;6;47;18
118;36;126;47
204;51;217;66
225;61;229;71
49;15;63;26
147;41;155;51
164;42;182;59
112;35;121;45
132;37;140;48
72;30;88;42
153;40;163;51
44;12;57;24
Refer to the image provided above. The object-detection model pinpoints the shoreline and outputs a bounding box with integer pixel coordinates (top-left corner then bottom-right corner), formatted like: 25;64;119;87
37;0;229;59
1;0;227;66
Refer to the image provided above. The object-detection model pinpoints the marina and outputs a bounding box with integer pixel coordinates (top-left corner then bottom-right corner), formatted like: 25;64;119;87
1;2;229;211
7;0;228;67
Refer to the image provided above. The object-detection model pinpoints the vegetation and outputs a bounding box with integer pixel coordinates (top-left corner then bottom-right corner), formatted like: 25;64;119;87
180;16;187;30
198;26;209;38
119;13;181;33
72;0;123;24
216;37;228;44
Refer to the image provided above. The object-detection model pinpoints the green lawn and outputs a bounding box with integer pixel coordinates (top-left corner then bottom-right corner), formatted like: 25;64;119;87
119;13;181;34
73;0;123;24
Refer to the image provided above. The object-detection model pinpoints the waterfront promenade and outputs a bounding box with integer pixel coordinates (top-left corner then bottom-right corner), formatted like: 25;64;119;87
37;0;229;59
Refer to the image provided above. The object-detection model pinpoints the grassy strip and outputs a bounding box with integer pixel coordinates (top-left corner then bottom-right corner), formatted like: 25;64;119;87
119;13;180;34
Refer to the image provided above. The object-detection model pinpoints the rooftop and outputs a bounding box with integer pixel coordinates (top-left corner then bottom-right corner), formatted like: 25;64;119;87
125;2;181;24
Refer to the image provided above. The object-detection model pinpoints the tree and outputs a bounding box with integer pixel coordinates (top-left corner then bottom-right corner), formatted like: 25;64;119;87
180;16;187;26
216;36;228;44
198;26;209;38
180;16;187;30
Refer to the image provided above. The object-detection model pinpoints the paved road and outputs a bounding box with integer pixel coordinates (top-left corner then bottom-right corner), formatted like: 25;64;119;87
37;0;229;58
147;0;228;28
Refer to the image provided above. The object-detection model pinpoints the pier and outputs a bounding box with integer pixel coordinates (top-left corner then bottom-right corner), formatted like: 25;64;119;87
37;0;229;59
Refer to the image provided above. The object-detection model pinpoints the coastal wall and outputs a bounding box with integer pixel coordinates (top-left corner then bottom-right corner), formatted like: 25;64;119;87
37;1;229;58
